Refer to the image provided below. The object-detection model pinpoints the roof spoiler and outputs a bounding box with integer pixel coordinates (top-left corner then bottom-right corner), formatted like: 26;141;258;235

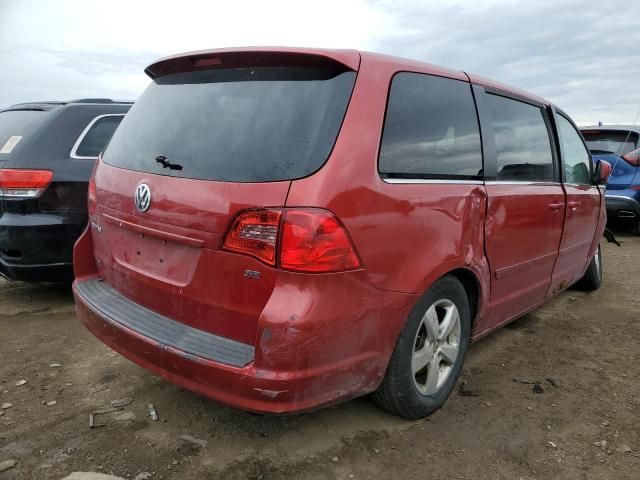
144;47;360;79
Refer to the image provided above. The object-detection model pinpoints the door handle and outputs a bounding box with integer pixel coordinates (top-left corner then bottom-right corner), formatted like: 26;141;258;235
567;201;581;210
548;202;565;211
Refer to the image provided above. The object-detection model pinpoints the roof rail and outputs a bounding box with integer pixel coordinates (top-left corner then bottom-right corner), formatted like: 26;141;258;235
3;98;134;113
68;98;133;104
9;101;66;108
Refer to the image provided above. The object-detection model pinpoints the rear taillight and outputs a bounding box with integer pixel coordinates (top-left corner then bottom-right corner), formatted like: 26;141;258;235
622;148;640;167
280;209;361;272
223;208;362;273
87;176;97;214
0;169;53;198
87;159;99;215
223;209;281;265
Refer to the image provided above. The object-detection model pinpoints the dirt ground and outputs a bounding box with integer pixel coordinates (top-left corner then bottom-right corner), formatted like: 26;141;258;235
0;230;639;480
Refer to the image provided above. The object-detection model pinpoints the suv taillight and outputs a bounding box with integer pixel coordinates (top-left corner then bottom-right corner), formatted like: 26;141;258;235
87;159;99;215
223;208;362;273
0;169;53;198
622;148;640;167
87;177;97;216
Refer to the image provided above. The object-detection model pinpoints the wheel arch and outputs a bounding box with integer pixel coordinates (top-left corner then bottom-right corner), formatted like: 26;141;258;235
372;266;483;417
448;268;481;331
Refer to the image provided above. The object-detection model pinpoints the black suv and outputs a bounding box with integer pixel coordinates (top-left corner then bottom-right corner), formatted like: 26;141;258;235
0;99;132;281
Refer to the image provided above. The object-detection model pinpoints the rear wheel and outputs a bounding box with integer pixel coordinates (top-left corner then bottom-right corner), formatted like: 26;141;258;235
373;275;471;419
575;243;603;291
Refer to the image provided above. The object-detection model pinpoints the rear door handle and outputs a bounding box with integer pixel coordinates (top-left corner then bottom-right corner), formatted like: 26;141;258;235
567;201;581;209
548;202;565;211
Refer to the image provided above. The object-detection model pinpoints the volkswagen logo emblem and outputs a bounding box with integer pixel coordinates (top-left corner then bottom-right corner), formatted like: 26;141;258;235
134;183;151;213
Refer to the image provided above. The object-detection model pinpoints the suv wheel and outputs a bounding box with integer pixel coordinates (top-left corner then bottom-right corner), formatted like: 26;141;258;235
373;275;471;419
575;243;603;291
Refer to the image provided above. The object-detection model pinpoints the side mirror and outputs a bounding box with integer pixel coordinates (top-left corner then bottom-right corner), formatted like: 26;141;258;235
593;159;612;185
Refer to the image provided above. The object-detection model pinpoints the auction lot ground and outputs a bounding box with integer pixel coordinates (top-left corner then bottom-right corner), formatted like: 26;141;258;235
0;232;638;480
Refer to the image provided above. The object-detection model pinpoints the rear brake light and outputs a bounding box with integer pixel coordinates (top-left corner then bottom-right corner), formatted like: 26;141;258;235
0;169;53;198
88;177;96;202
87;158;99;215
622;148;640;167
223;209;281;265
280;209;361;272
87;176;97;214
223;208;362;272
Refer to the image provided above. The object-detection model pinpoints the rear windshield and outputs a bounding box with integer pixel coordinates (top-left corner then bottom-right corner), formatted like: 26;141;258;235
73;114;124;158
101;67;356;182
582;131;638;156
0;110;48;158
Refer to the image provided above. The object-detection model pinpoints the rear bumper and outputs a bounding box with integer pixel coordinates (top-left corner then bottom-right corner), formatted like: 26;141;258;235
0;211;85;281
73;275;414;414
0;258;72;282
605;194;640;219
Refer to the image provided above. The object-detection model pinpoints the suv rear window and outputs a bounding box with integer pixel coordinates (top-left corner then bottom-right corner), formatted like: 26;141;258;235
101;67;356;182
0;110;48;158
72;114;124;159
581;130;639;156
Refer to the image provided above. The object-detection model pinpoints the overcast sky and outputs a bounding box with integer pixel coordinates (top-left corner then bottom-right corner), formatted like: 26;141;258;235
1;0;639;125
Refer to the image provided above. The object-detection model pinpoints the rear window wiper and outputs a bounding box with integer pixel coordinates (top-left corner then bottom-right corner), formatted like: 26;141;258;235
155;155;183;170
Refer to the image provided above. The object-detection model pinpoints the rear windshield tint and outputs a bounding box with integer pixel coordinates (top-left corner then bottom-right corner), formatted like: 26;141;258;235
0;110;48;158
101;67;356;182
582;131;638;156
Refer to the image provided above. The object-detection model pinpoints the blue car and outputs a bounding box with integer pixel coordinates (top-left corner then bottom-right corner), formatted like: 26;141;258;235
581;125;640;233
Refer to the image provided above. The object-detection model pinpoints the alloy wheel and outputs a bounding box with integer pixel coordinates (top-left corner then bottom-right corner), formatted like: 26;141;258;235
411;299;461;396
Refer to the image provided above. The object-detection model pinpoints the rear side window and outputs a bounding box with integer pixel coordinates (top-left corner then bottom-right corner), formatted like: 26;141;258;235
101;67;356;182
0;110;48;158
487;94;555;182
379;73;483;179
72;114;124;159
556;114;592;185
582;130;638;156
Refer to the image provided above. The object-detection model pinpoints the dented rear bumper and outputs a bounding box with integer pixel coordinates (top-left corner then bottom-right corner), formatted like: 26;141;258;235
73;271;415;413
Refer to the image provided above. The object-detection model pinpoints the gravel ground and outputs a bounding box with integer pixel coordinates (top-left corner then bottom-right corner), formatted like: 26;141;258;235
0;231;638;480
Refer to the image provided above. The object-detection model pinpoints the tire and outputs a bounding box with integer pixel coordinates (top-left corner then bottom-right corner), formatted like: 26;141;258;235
575;243;603;291
372;275;471;419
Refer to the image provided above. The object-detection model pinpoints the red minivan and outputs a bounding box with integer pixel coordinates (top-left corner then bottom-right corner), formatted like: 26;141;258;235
73;48;611;418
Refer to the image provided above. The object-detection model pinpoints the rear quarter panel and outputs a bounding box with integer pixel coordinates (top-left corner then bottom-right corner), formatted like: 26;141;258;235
286;53;491;335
